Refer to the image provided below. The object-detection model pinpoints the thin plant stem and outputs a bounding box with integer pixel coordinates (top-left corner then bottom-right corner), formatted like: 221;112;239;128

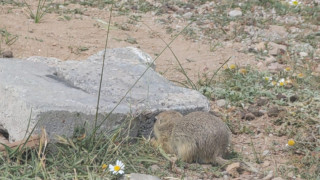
250;137;261;164
140;21;197;89
93;3;114;143
3;109;41;158
23;108;33;140
207;56;232;85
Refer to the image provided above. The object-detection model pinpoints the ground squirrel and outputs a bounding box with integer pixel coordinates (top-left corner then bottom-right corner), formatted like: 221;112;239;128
154;111;230;165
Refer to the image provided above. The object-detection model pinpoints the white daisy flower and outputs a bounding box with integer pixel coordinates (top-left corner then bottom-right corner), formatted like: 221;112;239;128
277;78;285;86
288;0;301;6
264;76;272;82
109;160;125;175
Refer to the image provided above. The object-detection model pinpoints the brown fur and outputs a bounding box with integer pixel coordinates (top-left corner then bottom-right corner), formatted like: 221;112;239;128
153;111;183;154
154;111;230;165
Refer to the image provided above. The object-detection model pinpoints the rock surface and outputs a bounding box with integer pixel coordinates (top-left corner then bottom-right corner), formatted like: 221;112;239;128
0;47;210;142
121;173;161;180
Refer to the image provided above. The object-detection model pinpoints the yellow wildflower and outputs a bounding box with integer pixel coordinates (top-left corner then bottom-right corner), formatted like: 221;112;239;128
297;73;304;78
239;68;247;74
102;164;108;170
287;139;295;146
229;64;237;70
284;67;291;72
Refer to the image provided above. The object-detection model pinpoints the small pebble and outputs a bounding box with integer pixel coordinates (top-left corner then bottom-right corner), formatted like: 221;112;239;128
272;177;284;180
276;93;287;101
228;9;242;17
216;99;227;107
299;52;308;57
262;150;269;156
289;95;299;102
248;106;264;117
267;107;280;117
121;173;161;180
182;12;193;19
150;164;160;172
262;161;271;168
256;98;268;106
245;113;255;120
263;171;273;180
2;51;13;58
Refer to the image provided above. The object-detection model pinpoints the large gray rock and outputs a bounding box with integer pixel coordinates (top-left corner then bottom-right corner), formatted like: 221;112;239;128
0;47;209;142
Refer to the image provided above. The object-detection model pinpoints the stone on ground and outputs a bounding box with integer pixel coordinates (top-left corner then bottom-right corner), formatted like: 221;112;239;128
0;47;209;142
228;9;242;17
121;173;161;180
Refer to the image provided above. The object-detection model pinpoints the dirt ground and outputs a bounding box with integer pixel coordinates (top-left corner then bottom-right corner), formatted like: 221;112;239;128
1;0;319;179
0;1;257;82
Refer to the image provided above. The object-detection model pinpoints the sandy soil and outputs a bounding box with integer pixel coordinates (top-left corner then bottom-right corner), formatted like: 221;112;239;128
0;2;256;83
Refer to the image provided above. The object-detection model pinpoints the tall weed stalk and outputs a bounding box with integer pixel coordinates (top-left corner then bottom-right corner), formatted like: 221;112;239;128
92;4;114;144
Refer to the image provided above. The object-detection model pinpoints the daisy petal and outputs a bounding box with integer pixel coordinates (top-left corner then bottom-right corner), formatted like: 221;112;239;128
117;160;123;167
109;164;114;171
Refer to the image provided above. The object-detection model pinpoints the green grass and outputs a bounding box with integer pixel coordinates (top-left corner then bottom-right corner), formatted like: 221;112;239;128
0;133;164;179
0;28;18;46
23;0;49;23
0;127;230;179
0;28;18;54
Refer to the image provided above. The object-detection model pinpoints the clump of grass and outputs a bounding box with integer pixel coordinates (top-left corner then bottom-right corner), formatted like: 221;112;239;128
23;0;48;23
1;117;230;179
206;63;319;105
0;28;18;46
0;126;167;179
209;65;273;105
